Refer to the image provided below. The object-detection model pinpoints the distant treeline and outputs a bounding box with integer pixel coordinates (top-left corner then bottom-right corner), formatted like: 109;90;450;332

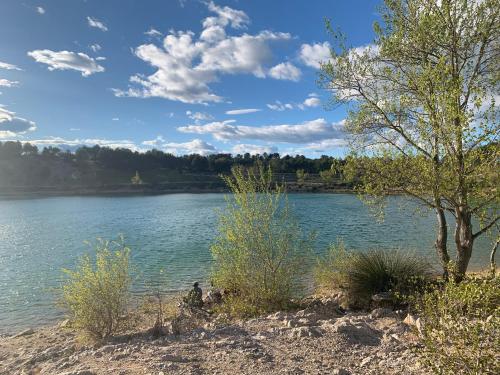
0;141;348;191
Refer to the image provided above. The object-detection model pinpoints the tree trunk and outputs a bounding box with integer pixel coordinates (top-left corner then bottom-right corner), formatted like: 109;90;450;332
490;237;499;276
454;206;474;281
435;207;450;279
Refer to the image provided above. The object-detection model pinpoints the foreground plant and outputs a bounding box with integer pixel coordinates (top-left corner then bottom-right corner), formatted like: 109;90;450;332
416;276;499;375
315;243;431;307
211;163;311;316
61;237;131;339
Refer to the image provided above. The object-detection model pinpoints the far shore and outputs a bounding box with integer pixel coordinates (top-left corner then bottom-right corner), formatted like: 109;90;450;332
0;185;354;200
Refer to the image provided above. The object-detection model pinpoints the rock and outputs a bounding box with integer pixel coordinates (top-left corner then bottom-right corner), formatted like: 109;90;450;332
360;357;372;367
289;326;323;338
12;328;34;338
99;345;115;353
403;313;420;328
371;292;394;308
332;369;350;375
59;319;71;328
370;308;394;319
333;319;381;346
161;353;190;363
267;311;288;320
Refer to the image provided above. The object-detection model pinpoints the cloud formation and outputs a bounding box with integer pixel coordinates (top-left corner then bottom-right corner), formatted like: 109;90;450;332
178;118;345;144
113;2;292;103
27;50;105;76
0;107;36;138
87;16;108;32
268;62;301;81
225;108;261;115
267;94;321;111
89;44;102;52
0;79;19;88
186;111;214;123
36;6;45;15
299;42;331;68
143;136;218;155
0;61;21;71
145;28;162;38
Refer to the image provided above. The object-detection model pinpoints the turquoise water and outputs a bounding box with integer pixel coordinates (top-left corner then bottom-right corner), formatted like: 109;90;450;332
0;193;491;333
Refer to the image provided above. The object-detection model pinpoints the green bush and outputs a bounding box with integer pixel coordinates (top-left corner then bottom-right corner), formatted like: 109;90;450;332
416;276;500;375
315;244;430;307
61;238;131;339
211;163;312;317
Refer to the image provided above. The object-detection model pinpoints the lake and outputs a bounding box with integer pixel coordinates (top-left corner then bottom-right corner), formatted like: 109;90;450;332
0;193;491;333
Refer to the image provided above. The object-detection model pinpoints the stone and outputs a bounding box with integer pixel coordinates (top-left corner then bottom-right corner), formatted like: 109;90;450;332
370;308;394;319
360;357;372;367
289;326;323;338
161;353;190;363
403;313;418;327
332;369;350;375
333;319;381;346
371;292;394;308
59;319;71;328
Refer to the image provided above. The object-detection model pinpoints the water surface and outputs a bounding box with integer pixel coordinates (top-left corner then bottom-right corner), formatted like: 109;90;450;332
0;193;491;333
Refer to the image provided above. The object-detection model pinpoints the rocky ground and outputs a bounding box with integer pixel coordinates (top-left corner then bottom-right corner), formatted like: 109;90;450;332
0;297;428;375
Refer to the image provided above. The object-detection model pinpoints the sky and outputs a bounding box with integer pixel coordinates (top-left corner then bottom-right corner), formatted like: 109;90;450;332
0;0;381;158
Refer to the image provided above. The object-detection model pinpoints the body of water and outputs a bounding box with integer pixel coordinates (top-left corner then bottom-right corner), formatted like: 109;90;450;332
0;193;491;333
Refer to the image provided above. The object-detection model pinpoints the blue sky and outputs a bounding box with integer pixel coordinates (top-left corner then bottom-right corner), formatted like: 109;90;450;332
0;0;380;157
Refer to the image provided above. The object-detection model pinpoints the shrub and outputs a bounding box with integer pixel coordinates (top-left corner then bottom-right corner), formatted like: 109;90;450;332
315;244;430;307
415;276;500;375
61;238;131;339
211;163;312;317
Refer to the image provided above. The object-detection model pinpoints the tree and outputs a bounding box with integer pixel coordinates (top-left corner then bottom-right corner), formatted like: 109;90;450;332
320;0;499;279
210;163;311;315
296;169;309;186
131;171;143;185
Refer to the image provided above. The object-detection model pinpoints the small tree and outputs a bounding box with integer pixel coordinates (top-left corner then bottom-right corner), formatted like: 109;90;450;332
320;0;499;279
211;163;311;315
61;238;131;339
296;169;309;186
131;171;143;185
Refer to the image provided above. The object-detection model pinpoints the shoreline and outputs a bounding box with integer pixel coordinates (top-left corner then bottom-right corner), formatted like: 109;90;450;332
0;187;354;200
0;294;428;375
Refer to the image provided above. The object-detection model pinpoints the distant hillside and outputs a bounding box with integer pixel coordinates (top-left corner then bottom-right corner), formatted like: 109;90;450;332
0;141;351;196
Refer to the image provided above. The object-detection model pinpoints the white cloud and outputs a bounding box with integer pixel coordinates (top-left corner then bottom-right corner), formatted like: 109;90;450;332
299;42;331;68
186;110;213;123
0;79;19;88
267;101;294;111
27;50;105;76
18;137;143;152
36;6;45;14
268;62;301;81
231;143;277;155
0;106;36;138
112;117;119;121
268;94;321;111
145;28;162;38
114;2;291;103
89;44;102;52
143;136;218;155
225;108;261;115
0;61;21;71
87;16;108;32
302;97;321;108
178;118;345;144
205;1;250;29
